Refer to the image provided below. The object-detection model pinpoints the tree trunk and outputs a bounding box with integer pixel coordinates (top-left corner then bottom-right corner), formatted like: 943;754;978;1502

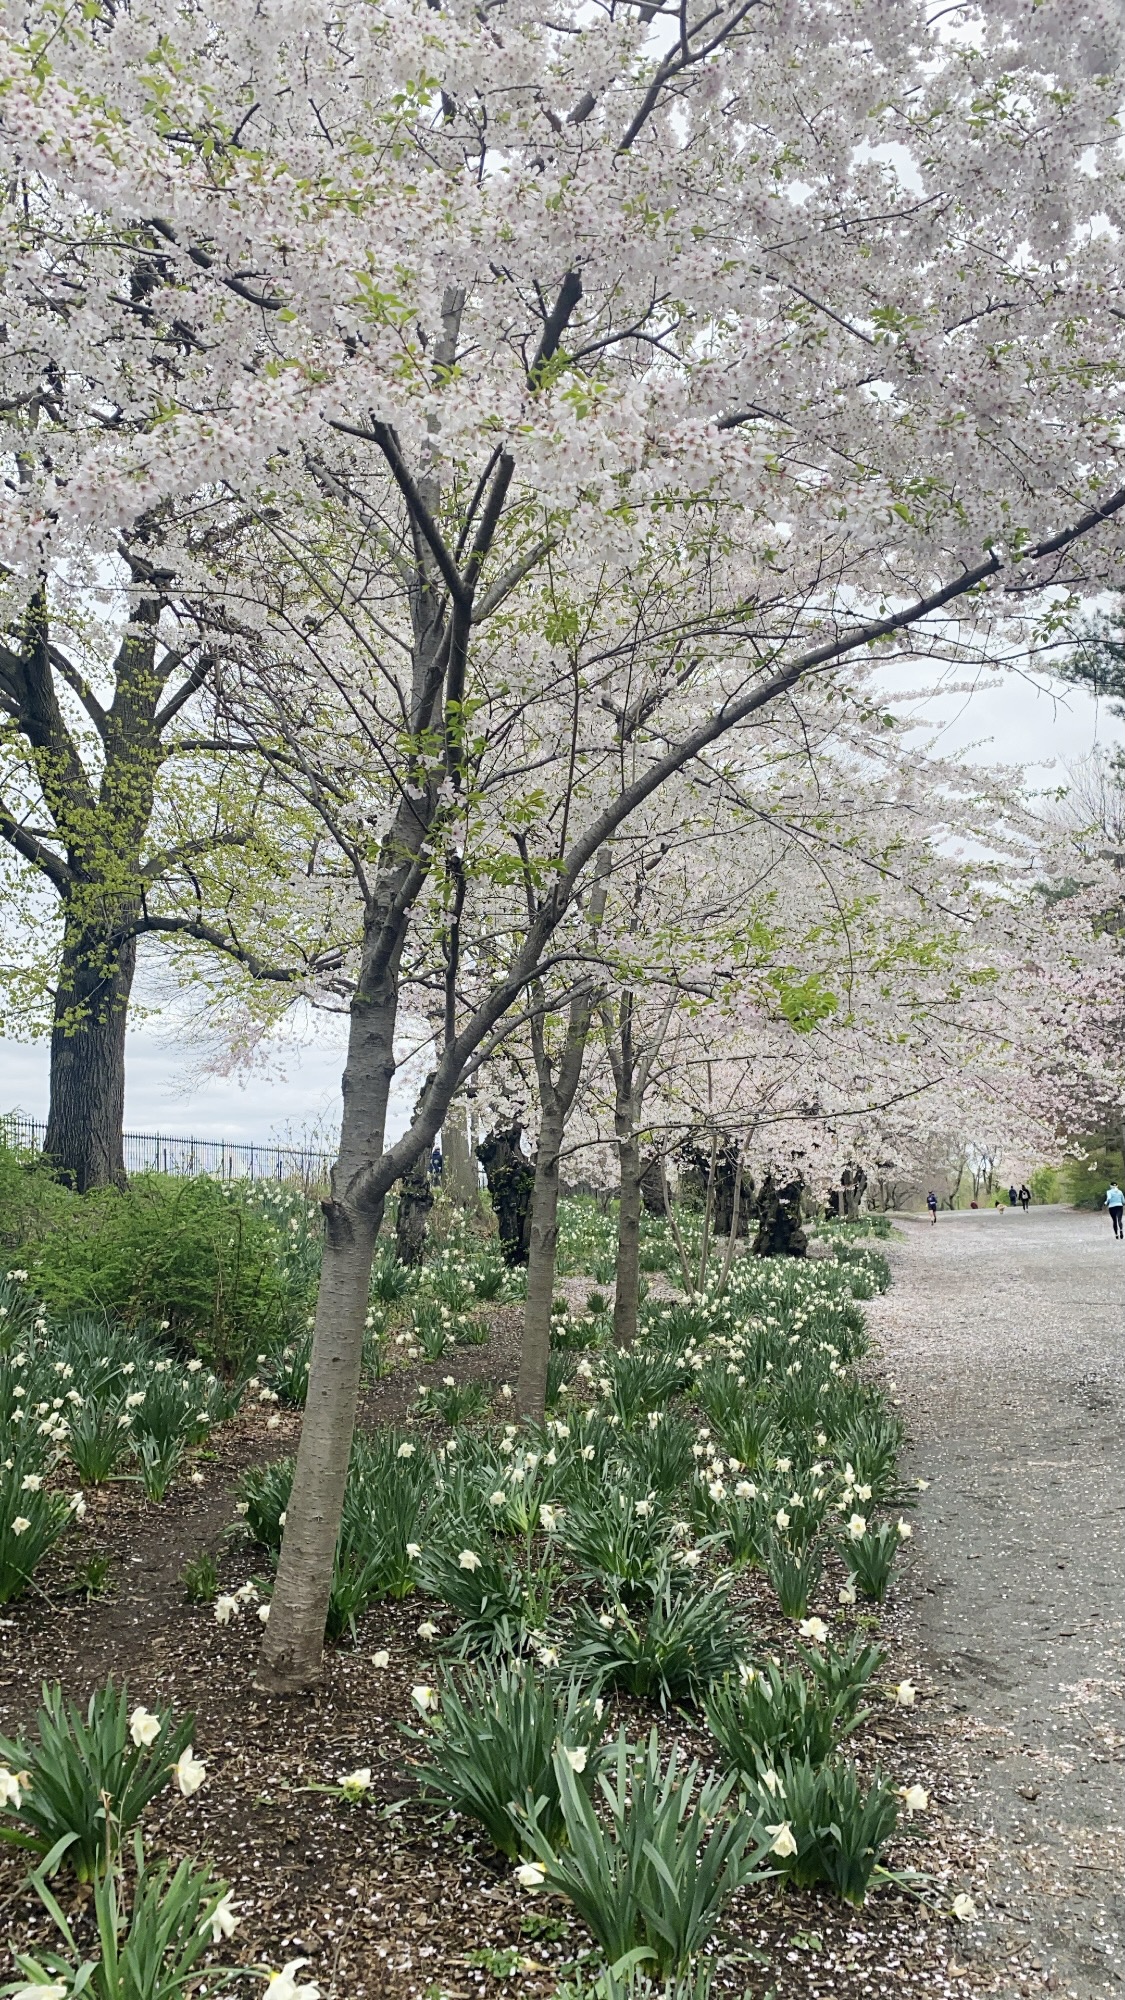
613;1133;643;1348
515;1106;566;1422
478;1125;535;1264
257;968;400;1693
43;914;137;1192
394;1153;433;1264
442;1104;478;1206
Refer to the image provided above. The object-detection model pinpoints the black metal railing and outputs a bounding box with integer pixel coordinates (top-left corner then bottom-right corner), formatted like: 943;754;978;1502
0;1111;333;1188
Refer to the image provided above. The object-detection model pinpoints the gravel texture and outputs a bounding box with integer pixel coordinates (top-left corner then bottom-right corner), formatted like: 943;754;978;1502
869;1206;1125;2000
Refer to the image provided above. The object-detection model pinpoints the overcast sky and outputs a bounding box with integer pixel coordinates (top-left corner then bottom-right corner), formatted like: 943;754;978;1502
3;667;1121;1149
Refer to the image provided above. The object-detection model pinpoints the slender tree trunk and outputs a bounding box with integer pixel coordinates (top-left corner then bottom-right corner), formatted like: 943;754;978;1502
257;965;401;1692
43;912;137;1193
696;1132;720;1289
716;1141;745;1294
442;1105;478;1206
515;1105;566;1422
613;1132;643;1348
661;1161;695;1295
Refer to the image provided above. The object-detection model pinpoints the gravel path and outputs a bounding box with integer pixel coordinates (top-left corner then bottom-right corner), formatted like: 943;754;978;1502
869;1207;1125;2000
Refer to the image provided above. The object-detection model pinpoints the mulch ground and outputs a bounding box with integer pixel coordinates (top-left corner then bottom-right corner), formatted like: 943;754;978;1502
0;1307;993;2000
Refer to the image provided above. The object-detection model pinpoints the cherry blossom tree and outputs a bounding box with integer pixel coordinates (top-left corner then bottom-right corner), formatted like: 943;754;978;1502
2;0;1124;1685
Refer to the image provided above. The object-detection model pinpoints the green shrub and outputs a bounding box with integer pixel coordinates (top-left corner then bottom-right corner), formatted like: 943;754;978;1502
765;1535;822;1619
29;1176;299;1368
0;1681;195;1879
409;1662;607;1858
514;1730;768;1979
137;1435;185;1502
180;1553;219;1604
370;1244;413;1302
416;1378;492;1426
0;1142;74;1249
0;1449;72;1604
798;1633;886;1713
745;1753;900;1906
64;1397;131;1485
12;1830;234;2000
259;1332;312;1406
841;1518;905;1601
569;1572;743;1707
555;1959;715;2000
705;1659;863;1775
419;1534;541;1656
561;1490;672;1601
238;1458;293;1550
604;1351;689;1426
613;1413;694;1497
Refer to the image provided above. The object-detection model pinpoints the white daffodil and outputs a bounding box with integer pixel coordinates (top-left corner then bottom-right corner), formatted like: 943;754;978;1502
0;1766;23;1808
897;1518;913;1540
598;1612;615;1630
214;1594;239;1625
258;1603;270;1623
396;1442;415;1459
847;1513;867;1540
20;1474;42;1493
488;1490;506;1507
411;1684;439;1715
458;1549;482;1572
562;1746;587;1773
10;1517;30;1537
537;1645;560;1668
892;1680;916;1708
340;1767;372;1800
539;1505;559;1532
838;1581;857;1606
898;1783;929;1816
759;1767;782;1796
10;1985;67;2000
951;1892;977;1922
174;1746;206;1796
209;1892;239;1942
734;1480;756;1500
798;1617;829;1644
774;1509;790;1531
266;1958;320;2000
372;1649;390;1669
766;1822;797;1858
515;1862;545;1890
417;1620;437;1641
406;1542;422;1560
129;1706;162;1748
633;1498;652;1518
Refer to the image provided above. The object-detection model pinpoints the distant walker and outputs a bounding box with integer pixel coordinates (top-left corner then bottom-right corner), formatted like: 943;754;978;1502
1105;1182;1125;1241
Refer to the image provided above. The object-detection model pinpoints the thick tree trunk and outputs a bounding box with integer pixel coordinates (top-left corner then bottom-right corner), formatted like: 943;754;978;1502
478;1125;535;1264
515;1107;566;1422
257;971;400;1693
613;1133;643;1349
43;915;137;1192
395;1153;433;1264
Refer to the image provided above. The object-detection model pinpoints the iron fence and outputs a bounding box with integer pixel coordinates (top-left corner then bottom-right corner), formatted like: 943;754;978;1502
0;1111;334;1188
